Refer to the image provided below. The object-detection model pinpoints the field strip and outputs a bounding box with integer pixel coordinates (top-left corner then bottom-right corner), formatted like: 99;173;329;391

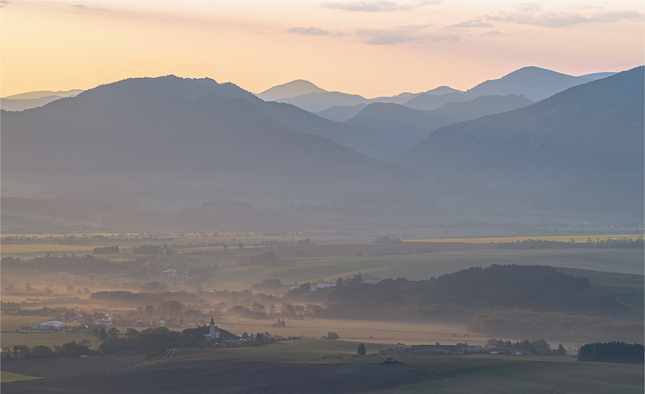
403;234;643;244
1;244;101;253
1;371;42;383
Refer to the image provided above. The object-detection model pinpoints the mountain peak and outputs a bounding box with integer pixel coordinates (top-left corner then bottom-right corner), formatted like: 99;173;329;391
468;66;588;102
257;80;327;101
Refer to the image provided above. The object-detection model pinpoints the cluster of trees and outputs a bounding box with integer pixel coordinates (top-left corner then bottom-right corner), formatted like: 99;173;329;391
97;326;238;355
286;265;632;319
92;246;120;254
486;338;566;355
324;332;339;340
2;340;100;361
252;278;283;291
577;342;644;363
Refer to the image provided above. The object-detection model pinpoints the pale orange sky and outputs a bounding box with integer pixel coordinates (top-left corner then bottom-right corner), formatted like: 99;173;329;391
1;0;643;98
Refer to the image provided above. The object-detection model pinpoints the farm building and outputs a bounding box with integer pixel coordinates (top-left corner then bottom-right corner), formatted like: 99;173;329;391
29;321;66;330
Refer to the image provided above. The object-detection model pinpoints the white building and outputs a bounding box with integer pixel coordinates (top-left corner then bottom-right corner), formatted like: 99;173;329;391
30;321;66;330
204;317;220;341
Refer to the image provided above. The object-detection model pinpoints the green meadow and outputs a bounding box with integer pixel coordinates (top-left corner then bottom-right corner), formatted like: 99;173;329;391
147;339;644;394
202;248;644;290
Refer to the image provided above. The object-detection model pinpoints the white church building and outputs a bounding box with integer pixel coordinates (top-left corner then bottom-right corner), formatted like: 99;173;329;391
204;317;220;341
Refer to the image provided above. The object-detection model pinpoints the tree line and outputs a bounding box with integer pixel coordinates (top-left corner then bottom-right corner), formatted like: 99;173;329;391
577;341;643;363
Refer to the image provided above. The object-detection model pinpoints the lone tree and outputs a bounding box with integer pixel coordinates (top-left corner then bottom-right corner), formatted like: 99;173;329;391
357;343;366;355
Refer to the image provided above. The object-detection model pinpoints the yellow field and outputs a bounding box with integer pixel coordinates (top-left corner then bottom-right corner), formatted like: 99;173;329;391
0;244;101;254
1;233;120;238
0;371;42;383
404;234;643;244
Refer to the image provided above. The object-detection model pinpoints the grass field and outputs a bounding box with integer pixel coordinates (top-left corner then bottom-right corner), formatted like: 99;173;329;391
211;316;491;346
395;355;644;394
1;315;96;349
404;234;643;243
147;340;644;394
0;371;41;383
201;248;644;290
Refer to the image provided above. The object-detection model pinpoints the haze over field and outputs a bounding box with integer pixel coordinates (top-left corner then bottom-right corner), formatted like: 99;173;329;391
1;1;643;393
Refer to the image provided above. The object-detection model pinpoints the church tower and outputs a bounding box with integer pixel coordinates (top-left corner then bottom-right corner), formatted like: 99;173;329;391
209;316;216;337
206;316;219;340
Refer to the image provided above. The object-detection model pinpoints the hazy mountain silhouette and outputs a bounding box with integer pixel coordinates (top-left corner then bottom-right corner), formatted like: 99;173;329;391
277;91;369;113
1;89;82;111
3;89;83;100
424;86;463;95
258;67;612;115
401;92;470;111
257;79;327;101
436;94;533;118
316;103;369;122
578;72;616;81
315;87;466;122
391;67;644;212
346;95;534;153
2;76;429;202
252;100;400;158
467;66;595;102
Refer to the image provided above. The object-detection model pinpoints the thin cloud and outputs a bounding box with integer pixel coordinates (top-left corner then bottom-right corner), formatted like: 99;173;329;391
71;4;87;9
356;28;420;44
397;24;433;31
449;19;494;29
356;27;458;45
286;27;329;36
321;1;439;12
480;30;504;37
0;0;10;7
487;8;642;28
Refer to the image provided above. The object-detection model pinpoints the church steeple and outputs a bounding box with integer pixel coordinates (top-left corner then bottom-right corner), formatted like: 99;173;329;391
210;316;214;324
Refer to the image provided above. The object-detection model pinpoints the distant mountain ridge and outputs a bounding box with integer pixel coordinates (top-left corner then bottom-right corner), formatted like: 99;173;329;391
390;66;644;212
467;66;596;102
2;75;430;203
264;66;613;113
1;89;83;111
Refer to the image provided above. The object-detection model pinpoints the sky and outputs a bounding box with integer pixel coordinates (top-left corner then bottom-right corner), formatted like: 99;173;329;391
1;0;643;98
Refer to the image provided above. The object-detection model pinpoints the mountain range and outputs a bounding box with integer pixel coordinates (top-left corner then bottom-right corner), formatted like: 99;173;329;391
258;67;616;115
390;67;644;212
2;66;641;230
2;76;428;203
